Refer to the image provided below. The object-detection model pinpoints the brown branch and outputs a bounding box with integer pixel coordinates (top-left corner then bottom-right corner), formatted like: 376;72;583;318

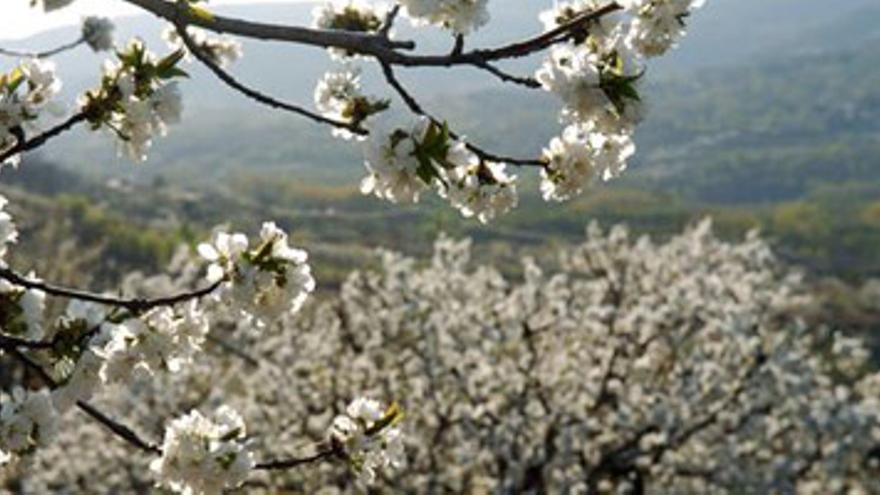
122;0;621;77
379;61;545;167
11;333;336;473
76;401;163;454
254;442;338;470
174;24;366;135
206;333;260;367
0;37;85;59
0;266;222;313
123;0;415;54
10;348;161;454
0;332;55;350
0;112;88;164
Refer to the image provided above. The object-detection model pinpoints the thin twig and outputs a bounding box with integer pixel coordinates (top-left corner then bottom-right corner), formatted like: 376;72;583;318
174;25;366;135
471;60;541;89
379;5;401;37
206;333;260;367
0;266;222;313
0;37;85;59
0;113;88;164
255;443;338;470
0;333;55;350
9;348;162;454
76;401;163;454
379;61;545;167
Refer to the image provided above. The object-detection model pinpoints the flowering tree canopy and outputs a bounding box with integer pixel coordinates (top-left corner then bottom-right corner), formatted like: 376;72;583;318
8;221;880;493
3;1;876;494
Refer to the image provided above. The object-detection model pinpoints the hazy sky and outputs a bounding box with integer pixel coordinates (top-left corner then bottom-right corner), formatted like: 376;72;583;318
1;0;302;40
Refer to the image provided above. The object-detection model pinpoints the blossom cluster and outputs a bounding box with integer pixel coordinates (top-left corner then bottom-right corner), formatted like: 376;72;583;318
398;0;491;35
1;59;62;169
359;116;518;222
79;40;187;162
81;16;115;52
329;398;406;484
313;66;389;138
0;198;325;495
305;1;706;222
162;26;244;69
536;0;704;201
95;303;210;385
198;222;316;326
151;406;254;495
0;196;16;258
0;389;58;463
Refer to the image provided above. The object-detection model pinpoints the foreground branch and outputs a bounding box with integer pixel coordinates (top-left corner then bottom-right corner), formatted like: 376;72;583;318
122;0;621;72
379;61;545;167
174;25;366;134
10;348;161;454
11;347;335;470
0;266;222;313
0;37;85;59
254;443;339;470
0;113;88;164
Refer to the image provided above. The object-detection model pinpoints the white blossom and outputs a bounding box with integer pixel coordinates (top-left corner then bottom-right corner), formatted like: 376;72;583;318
81;16;115;52
79;40;185;163
0;388;58;462
0;195;18;259
360;115;431;204
622;0;706;57
198;223;315;325
540;122;634;201
442;155;519;223
94;303;209;385
314;66;386;139
0;272;46;343
151;406;254;495
163;26;243;68
329;398;406;484
399;0;490;35
1;59;62;170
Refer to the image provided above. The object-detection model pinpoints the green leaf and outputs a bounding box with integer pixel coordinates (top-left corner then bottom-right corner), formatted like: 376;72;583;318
188;4;216;22
157;49;186;73
5;67;25;94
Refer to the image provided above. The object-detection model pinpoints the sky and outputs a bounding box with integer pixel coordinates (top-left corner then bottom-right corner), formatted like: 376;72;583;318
1;0;302;40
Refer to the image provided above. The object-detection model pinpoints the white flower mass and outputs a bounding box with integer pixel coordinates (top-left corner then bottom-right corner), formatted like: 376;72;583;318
1;59;62;170
399;0;491;34
151;406;254;495
198;222;316;325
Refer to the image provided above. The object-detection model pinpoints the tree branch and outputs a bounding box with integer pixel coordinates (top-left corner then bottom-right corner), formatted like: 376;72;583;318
174;24;366;135
0;37;85;59
378;61;545;167
0;332;55;350
0;266;222;313
0;113;88;164
10;347;162;454
254;442;338;470
121;0;621;73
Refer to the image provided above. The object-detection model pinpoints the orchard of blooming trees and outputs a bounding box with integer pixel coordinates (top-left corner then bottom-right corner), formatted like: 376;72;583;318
0;0;878;493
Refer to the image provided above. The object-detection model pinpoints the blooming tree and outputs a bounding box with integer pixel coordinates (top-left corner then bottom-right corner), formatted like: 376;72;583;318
8;221;880;493
5;1;871;494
